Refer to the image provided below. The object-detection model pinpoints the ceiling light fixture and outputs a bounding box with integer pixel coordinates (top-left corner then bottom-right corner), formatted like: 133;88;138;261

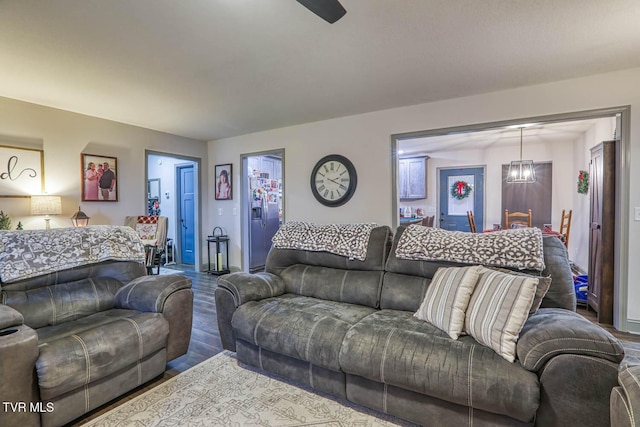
506;127;536;184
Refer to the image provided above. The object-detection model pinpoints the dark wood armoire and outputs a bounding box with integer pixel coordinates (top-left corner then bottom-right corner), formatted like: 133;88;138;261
587;140;616;324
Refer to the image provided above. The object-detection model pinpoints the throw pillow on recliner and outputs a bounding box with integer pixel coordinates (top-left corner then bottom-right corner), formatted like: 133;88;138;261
414;265;481;340
464;267;539;362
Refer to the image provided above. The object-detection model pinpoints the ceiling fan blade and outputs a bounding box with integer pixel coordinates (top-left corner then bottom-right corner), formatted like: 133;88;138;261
296;0;346;24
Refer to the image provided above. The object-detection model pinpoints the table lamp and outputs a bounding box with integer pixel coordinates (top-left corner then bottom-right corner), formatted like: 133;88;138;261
70;206;90;227
30;195;62;230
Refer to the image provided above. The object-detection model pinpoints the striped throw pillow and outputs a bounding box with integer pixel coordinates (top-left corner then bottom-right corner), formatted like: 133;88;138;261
414;265;482;340
464;267;539;362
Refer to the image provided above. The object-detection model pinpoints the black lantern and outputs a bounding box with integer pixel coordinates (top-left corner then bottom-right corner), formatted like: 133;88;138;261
70;206;90;227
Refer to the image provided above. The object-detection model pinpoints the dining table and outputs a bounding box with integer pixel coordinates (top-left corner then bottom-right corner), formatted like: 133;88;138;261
400;217;424;226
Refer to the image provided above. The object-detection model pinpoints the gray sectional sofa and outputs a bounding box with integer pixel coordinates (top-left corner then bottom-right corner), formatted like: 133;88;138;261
216;225;625;427
0;226;193;427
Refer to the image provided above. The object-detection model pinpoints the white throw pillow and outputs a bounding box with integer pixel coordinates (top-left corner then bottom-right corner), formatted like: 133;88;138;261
414;265;482;340
464;267;539;362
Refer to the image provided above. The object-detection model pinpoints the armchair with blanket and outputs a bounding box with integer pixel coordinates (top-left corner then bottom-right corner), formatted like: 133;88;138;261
0;225;193;427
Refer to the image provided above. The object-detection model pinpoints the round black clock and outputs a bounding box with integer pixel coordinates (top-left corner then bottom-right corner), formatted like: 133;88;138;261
310;154;357;207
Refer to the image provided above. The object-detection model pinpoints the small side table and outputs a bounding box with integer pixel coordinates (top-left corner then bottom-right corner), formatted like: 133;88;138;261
207;232;230;275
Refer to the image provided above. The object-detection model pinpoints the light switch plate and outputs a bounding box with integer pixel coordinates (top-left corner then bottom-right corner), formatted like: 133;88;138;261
635;207;640;221
218;208;223;216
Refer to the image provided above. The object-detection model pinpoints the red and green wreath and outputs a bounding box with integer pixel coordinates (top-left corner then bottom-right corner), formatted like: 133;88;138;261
450;180;472;200
577;170;589;194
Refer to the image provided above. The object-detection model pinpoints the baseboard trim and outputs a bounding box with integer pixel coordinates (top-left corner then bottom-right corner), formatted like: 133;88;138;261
625;319;640;335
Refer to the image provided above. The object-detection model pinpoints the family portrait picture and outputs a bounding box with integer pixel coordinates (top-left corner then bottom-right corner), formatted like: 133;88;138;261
81;153;118;201
215;163;232;200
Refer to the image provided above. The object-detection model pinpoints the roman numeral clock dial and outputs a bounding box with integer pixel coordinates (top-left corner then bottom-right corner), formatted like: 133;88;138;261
310;154;357;207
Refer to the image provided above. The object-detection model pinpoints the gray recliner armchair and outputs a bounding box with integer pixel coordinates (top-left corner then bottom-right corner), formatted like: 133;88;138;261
0;225;193;427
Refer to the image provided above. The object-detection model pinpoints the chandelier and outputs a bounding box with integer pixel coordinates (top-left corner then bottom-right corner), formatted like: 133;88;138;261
506;127;536;183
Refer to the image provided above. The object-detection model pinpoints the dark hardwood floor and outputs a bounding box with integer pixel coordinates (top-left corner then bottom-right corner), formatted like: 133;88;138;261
69;267;640;425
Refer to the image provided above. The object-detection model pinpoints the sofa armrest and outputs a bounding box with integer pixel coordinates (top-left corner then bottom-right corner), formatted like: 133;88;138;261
217;272;286;306
611;354;640;427
0;309;40;427
215;272;285;351
0;304;24;330
115;274;192;312
114;274;193;361
517;308;624;372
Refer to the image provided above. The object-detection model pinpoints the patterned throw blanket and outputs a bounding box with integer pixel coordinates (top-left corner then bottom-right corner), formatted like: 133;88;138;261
395;225;545;271
0;225;145;284
272;222;376;261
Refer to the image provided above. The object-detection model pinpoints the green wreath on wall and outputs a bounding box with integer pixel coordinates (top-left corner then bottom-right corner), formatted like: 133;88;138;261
450;180;472;200
577;170;589;194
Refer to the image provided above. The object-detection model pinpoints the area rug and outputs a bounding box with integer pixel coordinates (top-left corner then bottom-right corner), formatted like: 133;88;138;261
83;351;407;427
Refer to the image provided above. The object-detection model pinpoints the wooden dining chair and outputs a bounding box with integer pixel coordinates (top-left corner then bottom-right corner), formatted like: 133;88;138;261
505;209;532;229
421;215;435;227
466;211;477;233
559;209;572;248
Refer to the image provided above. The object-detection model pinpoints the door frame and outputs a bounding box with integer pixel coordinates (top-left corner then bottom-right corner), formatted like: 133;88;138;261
144;150;201;270
240;148;285;272
391;105;631;332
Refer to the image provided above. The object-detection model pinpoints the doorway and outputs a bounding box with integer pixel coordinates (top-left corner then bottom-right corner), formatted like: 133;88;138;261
439;167;484;231
391;107;630;331
145;151;201;270
241;150;284;273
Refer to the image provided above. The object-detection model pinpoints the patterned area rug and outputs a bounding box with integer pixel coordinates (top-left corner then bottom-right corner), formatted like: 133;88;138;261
83;351;407;426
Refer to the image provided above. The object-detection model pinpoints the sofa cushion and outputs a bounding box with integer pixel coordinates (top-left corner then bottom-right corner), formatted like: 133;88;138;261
36;310;169;399
232;295;376;371
339;310;540;423
280;265;384;308
414;265;481;339
464;267;538;362
2;277;123;329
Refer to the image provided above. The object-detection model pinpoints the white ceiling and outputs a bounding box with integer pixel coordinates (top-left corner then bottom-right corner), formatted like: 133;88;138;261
398;118;612;155
1;0;639;141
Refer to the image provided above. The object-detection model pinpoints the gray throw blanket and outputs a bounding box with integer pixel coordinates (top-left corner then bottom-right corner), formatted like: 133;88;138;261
395;225;545;271
0;225;145;283
272;222;376;261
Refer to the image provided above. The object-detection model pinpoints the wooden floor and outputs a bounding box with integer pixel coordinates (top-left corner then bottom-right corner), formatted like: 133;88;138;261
70;268;640;425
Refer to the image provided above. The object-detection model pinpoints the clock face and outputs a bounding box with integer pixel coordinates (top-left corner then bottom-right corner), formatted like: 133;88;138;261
310;155;357;207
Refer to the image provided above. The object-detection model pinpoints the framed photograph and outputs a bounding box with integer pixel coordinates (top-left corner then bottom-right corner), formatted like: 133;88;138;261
215;163;232;200
0;144;44;197
81;153;118;201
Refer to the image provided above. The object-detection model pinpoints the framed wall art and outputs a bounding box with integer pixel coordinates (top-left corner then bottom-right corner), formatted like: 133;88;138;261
81;153;118;201
215;163;232;200
0;144;44;197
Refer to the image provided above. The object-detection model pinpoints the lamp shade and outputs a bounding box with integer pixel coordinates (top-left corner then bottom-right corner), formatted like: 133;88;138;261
30;195;62;215
70;206;90;227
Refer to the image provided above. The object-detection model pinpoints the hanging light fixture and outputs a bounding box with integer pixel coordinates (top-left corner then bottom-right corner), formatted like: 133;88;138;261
70;206;90;227
506;127;536;183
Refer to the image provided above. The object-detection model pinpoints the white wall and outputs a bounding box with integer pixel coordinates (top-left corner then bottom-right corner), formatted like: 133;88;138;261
209;67;640;330
0;96;209;266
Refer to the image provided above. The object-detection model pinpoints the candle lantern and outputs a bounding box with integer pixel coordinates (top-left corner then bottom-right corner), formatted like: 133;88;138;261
207;227;230;275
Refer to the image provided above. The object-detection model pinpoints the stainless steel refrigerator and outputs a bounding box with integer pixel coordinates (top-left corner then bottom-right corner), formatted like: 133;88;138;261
249;196;280;272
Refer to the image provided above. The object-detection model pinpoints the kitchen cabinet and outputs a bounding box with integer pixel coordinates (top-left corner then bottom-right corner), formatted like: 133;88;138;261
399;156;428;200
587;141;616;324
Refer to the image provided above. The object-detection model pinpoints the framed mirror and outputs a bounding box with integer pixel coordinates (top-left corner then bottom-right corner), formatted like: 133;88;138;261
148;178;161;200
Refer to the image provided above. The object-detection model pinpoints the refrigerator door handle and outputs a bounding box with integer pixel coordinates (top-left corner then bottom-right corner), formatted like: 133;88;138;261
262;196;267;228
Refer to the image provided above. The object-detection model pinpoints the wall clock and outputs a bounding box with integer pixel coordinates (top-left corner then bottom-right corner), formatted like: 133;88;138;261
310;154;357;207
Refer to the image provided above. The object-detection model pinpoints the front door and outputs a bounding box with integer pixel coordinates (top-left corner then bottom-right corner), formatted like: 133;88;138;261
178;165;195;264
439;167;484;231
